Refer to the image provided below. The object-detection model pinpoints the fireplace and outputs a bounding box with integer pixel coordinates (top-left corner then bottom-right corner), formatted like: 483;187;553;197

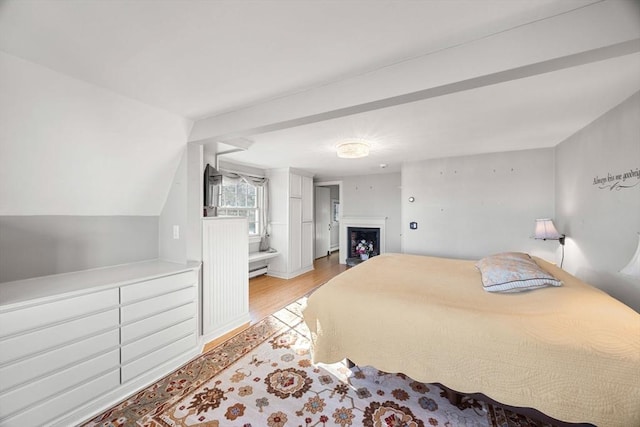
348;227;380;258
340;217;387;264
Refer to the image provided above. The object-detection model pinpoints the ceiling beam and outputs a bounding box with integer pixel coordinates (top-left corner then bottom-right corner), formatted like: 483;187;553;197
189;0;640;145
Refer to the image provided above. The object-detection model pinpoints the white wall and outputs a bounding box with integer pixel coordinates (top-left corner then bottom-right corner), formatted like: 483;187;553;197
0;51;192;215
0;51;193;280
402;148;557;261
340;173;402;253
159;149;188;263
556;91;640;311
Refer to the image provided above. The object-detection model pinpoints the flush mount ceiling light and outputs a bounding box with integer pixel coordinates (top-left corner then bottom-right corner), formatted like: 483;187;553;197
336;140;370;158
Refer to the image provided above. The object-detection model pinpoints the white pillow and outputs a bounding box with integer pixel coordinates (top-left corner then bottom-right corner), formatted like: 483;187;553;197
476;252;563;293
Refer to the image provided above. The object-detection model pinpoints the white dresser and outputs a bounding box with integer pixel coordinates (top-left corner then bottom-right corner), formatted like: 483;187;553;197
0;260;200;427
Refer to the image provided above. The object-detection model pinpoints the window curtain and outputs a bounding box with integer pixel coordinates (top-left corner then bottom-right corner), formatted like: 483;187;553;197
219;170;270;251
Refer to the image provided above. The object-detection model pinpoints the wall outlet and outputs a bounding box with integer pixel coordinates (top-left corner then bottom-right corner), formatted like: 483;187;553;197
173;225;180;239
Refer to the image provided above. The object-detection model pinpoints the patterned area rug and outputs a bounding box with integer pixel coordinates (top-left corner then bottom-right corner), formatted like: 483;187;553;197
83;297;549;427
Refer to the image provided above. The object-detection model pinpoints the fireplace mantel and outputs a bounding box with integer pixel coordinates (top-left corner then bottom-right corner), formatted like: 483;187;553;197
340;217;386;264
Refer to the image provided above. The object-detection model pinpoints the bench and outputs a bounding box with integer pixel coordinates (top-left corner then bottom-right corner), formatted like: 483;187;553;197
248;250;279;278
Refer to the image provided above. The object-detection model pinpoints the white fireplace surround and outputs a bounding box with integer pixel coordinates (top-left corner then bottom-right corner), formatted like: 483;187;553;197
340;216;387;264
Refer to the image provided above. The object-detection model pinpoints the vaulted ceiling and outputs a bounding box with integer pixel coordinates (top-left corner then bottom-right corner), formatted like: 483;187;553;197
0;0;638;214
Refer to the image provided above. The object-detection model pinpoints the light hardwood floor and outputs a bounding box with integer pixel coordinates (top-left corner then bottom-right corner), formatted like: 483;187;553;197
202;251;346;352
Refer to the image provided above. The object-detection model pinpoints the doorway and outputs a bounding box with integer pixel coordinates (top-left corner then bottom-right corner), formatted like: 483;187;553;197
314;181;342;259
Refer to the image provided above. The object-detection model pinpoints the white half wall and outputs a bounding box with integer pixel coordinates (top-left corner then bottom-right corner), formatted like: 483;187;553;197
402;148;557;261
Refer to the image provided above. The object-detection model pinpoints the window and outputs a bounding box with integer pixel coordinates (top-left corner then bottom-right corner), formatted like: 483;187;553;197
217;177;261;235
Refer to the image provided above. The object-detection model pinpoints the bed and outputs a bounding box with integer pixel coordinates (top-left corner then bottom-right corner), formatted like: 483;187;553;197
302;253;640;427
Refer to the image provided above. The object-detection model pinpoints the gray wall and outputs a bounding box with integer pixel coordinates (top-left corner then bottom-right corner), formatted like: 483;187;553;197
341;173;402;253
401;148;557;261
0;216;158;282
555;91;640;311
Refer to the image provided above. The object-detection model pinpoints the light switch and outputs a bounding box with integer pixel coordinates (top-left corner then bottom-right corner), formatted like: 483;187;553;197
173;225;180;239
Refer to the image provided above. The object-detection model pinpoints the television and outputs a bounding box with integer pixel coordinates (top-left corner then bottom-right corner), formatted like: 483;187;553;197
203;163;223;212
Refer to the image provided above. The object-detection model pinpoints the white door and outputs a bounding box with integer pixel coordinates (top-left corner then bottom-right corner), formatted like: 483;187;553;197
314;187;331;258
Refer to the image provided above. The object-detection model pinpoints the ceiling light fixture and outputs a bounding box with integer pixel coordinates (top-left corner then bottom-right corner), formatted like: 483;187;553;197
336;140;370;158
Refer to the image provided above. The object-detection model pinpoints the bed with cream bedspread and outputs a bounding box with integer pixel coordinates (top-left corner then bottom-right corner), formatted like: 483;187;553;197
302;253;640;426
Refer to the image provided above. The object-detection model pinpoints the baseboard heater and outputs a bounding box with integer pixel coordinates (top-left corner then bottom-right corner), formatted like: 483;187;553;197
249;266;268;278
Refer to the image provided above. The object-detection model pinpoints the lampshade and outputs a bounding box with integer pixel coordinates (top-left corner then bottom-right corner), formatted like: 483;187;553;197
533;218;563;240
620;232;640;278
336;140;369;158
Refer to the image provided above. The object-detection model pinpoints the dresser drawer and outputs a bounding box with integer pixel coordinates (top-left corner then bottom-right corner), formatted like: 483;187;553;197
0;288;119;338
121;333;196;383
0;309;119;365
120;270;197;304
121;286;196;324
122;317;196;364
0;349;119;419
121;302;196;344
0;369;120;427
0;329;119;394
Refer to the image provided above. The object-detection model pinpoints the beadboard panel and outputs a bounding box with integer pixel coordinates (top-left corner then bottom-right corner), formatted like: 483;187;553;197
201;217;249;339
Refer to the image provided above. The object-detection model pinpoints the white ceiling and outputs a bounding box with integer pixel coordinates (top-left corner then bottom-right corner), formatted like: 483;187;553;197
1;0;639;180
226;53;640;177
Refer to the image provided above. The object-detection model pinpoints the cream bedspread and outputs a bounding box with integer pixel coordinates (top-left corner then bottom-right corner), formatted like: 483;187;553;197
302;253;640;426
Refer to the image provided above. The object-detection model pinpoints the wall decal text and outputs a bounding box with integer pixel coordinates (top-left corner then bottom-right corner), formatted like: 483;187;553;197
593;167;640;191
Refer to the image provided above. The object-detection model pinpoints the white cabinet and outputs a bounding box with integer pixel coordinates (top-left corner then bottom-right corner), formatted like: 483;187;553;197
289;197;303;272
0;261;199;427
302;175;313;222
266;168;314;279
120;270;198;383
0;288;121;426
290;172;302;198
202;217;249;341
301;175;314;269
